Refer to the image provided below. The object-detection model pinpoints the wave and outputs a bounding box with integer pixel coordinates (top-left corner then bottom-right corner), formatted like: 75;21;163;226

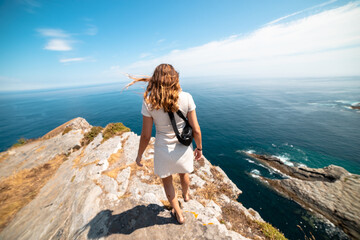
236;149;256;154
272;154;294;167
335;100;353;104
245;158;255;164
250;169;261;178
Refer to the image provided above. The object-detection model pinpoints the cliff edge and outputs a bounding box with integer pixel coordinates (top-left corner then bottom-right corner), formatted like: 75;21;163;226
0;118;285;240
245;152;360;240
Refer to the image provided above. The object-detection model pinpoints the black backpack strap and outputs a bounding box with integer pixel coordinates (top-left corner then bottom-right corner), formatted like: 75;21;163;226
168;111;181;137
176;110;187;121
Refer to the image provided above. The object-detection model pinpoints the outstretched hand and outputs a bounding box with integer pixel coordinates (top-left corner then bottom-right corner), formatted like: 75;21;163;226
136;155;143;167
194;148;202;161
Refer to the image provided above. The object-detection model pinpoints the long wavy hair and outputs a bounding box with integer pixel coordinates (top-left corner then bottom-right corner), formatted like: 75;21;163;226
125;64;181;112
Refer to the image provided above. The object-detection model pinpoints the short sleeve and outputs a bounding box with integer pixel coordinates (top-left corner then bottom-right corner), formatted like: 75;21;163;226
188;93;196;112
141;100;152;117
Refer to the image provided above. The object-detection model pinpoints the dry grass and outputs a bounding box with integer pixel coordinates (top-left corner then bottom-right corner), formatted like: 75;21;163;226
210;166;224;181
139;158;163;185
41;119;76;140
62;126;72;135
72;147;87;168
193;179;236;205
118;191;132;199
0;154;68;231
102;167;122;179
221;204;287;240
221;204;264;239
160;200;172;210
78;159;99;170
196;182;218;203
35;145;46;153
102;162;139;181
0;153;9;164
108;149;124;166
102;123;130;143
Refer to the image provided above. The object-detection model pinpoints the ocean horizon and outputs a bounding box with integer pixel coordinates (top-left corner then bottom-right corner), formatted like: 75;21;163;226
1;76;359;239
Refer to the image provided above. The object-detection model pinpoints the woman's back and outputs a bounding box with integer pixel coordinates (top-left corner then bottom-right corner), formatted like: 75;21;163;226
141;91;196;146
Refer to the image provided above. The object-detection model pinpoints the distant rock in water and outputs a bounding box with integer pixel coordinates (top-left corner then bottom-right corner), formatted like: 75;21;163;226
244;152;360;240
350;102;360;110
0;117;287;240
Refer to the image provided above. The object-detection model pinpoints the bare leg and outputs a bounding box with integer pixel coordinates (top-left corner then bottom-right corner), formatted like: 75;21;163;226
179;173;190;201
162;175;185;223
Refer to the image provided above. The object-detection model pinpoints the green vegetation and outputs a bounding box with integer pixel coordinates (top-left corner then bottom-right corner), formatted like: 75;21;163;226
62;126;72;135
256;221;287;240
12;138;29;148
102;122;130;142
81;126;103;146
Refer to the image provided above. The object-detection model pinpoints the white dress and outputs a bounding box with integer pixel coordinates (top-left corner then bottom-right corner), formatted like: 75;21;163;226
141;91;196;178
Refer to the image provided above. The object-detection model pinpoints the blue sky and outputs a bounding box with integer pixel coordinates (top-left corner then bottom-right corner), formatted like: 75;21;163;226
0;0;359;91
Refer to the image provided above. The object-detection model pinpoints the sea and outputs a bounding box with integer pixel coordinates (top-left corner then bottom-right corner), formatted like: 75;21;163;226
0;77;359;239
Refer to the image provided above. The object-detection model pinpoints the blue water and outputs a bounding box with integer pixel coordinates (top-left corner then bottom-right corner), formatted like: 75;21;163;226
1;77;359;239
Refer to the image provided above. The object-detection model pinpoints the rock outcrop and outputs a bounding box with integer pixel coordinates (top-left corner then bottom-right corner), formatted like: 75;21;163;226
0;118;283;240
350;103;360;110
245;152;360;240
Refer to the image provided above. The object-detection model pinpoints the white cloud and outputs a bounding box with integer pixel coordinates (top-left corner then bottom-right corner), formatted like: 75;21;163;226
59;57;85;63
37;28;69;38
44;39;72;51
267;0;337;25
120;2;360;78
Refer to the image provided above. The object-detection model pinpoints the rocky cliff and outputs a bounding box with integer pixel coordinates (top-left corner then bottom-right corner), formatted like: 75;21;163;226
245;153;360;240
0;118;285;240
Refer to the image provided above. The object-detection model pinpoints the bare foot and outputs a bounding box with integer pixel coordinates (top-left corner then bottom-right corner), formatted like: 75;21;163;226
171;209;185;224
182;193;191;202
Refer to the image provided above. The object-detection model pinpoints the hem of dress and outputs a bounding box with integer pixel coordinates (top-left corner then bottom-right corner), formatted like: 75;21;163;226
156;169;194;179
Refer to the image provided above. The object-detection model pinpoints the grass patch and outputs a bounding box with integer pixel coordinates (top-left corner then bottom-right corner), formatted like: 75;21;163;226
257;221;287;240
102;122;130;142
62;126;72;135
210;166;224;181
81;126;103;146
0;154;68;231
196;182;218;202
11;137;35;148
221;204;286;240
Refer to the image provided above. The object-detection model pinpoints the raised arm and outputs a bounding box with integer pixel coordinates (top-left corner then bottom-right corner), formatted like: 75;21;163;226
136;115;153;166
187;109;202;160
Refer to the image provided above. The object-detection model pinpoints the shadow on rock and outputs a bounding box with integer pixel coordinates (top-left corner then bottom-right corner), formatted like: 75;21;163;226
74;204;176;239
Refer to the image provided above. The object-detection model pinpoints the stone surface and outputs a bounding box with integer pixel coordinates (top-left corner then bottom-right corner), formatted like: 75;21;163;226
0;117;266;240
246;152;360;239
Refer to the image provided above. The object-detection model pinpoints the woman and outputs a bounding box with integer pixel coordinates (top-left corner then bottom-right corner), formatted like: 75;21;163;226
126;64;202;224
